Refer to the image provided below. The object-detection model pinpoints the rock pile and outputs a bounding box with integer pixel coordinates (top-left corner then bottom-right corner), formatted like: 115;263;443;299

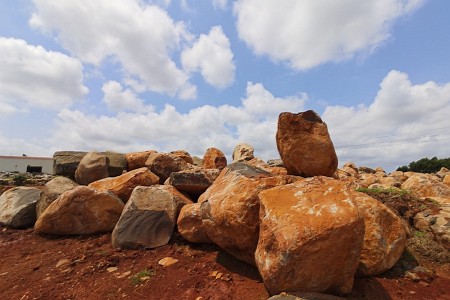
2;110;449;297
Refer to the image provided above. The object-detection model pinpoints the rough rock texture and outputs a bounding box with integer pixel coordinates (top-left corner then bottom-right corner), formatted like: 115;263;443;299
75;152;109;185
202;148;227;170
167;168;220;197
177;203;211;244
112;185;192;249
245;158;288;176
192;156;203;166
101;151;128;177
352;192;407;276
170;150;194;164
401;174;450;198
444;175;450;187
425;196;450;249
436;167;450;179
35;186;124;235
232;143;255;162
276;110;338;177
89;167;159;202
53;151;86;178
0;187;42;228
125;150;157;171
36;176;79;218
145;153;188;183
199;162;297;265
255;176;364;295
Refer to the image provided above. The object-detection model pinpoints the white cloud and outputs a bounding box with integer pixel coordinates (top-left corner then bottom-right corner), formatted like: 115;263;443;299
323;70;450;171
233;0;425;70
49;82;306;159
29;0;194;98
102;81;152;113
213;0;228;10
182;26;235;88
0;37;87;114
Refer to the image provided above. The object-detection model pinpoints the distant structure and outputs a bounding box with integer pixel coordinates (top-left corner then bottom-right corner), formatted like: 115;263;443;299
0;155;53;174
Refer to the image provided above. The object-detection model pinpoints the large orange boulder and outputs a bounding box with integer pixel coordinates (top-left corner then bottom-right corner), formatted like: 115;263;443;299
199;162;297;265
401;174;450;198
177;203;211;244
352;192;407;276
255;177;364;295
276;110;338;177
89;167;159;202
35;186;124;235
125;150;156;171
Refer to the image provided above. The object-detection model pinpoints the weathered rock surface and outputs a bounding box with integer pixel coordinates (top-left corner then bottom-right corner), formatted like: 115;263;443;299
125;150;156;171
255;176;364;295
177;203;211;243
444;175;450;187
276;110;338;177
53;151;86;178
35;186;124;235
199;162;297;265
89;167;159;202
112;185;192;249
202;147;227;170
170;150;194;164
232;143;254;162
423;196;450;249
352;192;407;276
75;152;109;185
101;151;128;176
145;153;188;183
167;168;220;197
36;176;79;218
0;187;41;228
245;158;288;176
401;174;450;198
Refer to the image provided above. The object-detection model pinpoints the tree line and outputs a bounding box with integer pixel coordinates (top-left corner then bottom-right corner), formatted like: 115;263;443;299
397;157;450;173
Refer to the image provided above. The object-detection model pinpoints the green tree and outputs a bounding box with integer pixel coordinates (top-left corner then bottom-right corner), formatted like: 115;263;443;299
397;157;450;173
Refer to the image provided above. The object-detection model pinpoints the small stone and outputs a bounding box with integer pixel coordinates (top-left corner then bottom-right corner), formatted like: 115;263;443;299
211;271;218;277
140;276;150;281
107;267;118;273
56;259;70;268
215;272;223;279
158;257;179;267
116;271;131;278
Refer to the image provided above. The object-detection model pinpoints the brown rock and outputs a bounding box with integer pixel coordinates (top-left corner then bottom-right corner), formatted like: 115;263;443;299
89;167;159;202
35;186;124;235
36;176;79;218
177;203;211;243
125;150;157;171
245;158;288;176
255;177;364;295
352;192;407;276
75;152;109;185
167;168;220;197
111;185;192;249
232;143;254;162
202;147;227;170
401;174;450;198
170;150;194;164
100;151;128;177
199;162;295;265
145;153;188;183
53;151;86;178
444;175;450;187
276;110;338;177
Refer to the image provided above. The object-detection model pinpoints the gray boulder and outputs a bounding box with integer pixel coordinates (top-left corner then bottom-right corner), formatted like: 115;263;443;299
0;187;42;228
36;176;79;218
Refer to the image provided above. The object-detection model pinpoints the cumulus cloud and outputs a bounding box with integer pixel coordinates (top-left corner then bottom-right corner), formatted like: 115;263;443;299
182;26;235;88
323;70;450;171
234;0;425;70
50;82;306;159
29;0;195;98
213;0;228;10
0;37;87;114
102;81;152;113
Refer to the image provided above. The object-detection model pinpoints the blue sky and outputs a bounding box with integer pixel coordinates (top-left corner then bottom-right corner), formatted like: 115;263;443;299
1;0;449;172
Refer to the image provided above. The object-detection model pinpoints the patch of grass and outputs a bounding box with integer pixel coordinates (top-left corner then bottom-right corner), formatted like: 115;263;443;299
408;230;450;264
12;174;27;186
130;269;155;285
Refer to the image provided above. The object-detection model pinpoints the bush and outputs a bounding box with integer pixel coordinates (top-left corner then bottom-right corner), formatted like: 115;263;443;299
12;174;27;186
397;157;450;173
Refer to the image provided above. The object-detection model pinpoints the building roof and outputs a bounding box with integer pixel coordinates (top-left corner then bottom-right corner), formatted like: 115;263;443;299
0;155;53;160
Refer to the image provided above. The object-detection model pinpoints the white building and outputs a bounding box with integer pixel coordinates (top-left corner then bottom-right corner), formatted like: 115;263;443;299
0;155;53;174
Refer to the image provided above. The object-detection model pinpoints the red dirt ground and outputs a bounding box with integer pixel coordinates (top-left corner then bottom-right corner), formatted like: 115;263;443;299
1;224;450;300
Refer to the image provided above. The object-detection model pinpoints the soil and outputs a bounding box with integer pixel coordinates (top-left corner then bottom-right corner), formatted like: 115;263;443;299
1;187;450;299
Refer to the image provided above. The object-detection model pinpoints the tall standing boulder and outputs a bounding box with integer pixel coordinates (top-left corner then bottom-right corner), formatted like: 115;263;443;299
199;162;297;265
112;185;192;249
75;152;109;185
36;176;79;218
352;192;407;276
255;177;364;295
89;167;159;202
35;186;124;235
0;187;42;228
276;110;338;177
